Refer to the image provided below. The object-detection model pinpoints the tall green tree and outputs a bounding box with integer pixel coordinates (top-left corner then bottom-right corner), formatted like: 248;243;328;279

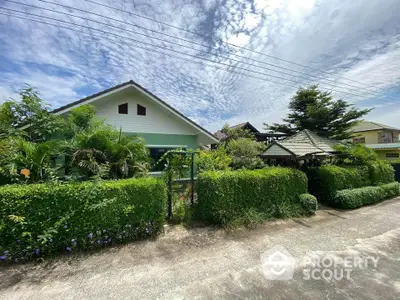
264;85;371;140
0;87;64;141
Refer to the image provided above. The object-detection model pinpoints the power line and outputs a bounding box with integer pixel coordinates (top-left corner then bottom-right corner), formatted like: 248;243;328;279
2;3;381;100
0;11;311;91
6;0;379;97
0;10;365;104
79;0;391;94
0;6;373;100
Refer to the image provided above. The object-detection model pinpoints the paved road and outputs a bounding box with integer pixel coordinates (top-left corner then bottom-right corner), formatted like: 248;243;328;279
1;198;400;299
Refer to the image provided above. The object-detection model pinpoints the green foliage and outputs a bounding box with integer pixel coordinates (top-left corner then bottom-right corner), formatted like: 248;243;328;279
264;85;371;140
307;165;371;203
67;122;149;179
195;147;232;173
0;87;64;142
195;168;308;225
0;177;167;262
332;182;400;209
333;143;378;165
219;123;255;145
367;161;395;185
225;138;265;170
0;137;61;184
298;194;318;215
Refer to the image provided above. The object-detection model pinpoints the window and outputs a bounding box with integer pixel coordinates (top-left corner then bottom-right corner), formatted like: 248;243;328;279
118;103;128;114
353;137;365;144
386;153;399;158
137;104;146;116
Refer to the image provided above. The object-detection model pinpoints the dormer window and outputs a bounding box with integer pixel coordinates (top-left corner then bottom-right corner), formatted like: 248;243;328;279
137;104;146;116
118;103;128;114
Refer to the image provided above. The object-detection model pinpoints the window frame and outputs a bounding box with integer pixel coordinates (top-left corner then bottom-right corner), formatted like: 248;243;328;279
137;104;146;116
118;103;128;114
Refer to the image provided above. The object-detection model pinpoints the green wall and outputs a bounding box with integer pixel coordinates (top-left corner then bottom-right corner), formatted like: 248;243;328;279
124;132;198;150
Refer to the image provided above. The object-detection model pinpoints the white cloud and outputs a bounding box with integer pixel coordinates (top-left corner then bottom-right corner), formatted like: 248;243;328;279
0;0;399;133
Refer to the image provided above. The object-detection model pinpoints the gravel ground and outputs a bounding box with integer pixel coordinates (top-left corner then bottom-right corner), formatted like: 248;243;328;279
1;197;400;299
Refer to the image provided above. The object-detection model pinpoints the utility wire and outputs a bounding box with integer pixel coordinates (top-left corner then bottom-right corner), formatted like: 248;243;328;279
80;0;391;93
2;2;381;99
0;6;372;100
7;0;378;96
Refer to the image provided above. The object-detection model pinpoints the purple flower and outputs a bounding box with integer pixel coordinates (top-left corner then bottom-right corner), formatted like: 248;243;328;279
66;247;71;252
0;255;6;261
34;249;40;256
16;239;20;244
88;233;93;239
122;230;126;235
146;227;150;233
97;240;102;245
49;239;53;243
63;224;68;229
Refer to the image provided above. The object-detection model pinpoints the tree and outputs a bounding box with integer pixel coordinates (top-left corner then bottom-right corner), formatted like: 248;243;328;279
219;124;255;145
264;85;371;140
225;138;265;170
0;87;64;142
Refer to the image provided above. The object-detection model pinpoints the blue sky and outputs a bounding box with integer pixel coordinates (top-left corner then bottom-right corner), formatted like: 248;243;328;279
0;0;400;132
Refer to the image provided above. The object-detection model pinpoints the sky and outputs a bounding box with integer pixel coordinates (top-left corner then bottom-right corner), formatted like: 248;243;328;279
0;0;400;133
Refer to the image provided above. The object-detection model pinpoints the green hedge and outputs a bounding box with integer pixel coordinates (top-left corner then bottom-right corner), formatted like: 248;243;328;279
307;165;371;203
332;182;400;209
298;194;318;215
368;161;395;185
196;167;308;225
0;177;167;262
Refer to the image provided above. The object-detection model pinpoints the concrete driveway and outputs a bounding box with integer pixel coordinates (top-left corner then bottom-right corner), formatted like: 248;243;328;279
1;197;400;300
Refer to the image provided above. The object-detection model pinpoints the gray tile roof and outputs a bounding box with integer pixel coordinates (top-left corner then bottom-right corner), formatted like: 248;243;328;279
282;129;337;152
352;121;400;133
278;142;326;157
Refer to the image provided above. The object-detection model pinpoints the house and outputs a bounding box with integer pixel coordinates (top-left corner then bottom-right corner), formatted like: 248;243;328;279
52;80;218;164
214;122;287;143
261;129;338;161
351;121;400;160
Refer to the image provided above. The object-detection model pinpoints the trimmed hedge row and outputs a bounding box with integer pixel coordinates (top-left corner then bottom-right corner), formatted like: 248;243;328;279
368;161;395;185
307;162;395;203
0;177;167;262
307;165;371;202
332;182;400;209
196;167;309;225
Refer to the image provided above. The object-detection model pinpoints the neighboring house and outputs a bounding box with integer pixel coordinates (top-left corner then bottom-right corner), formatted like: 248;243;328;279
261;129;338;160
351;121;400;160
52;80;218;165
214;122;287;143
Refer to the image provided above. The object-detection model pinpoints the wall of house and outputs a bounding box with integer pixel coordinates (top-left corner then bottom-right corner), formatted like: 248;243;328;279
353;130;400;144
124;132;198;150
94;89;198;136
376;149;400;161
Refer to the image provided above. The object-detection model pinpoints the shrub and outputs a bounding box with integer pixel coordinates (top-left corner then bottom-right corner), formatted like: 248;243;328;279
298;194;318;215
0;177;166;262
332;182;400;209
195;148;232;173
367;161;395;185
307;165;371;203
195;167;308;225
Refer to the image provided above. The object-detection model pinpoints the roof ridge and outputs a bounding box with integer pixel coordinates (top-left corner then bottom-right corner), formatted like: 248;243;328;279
302;129;318;147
